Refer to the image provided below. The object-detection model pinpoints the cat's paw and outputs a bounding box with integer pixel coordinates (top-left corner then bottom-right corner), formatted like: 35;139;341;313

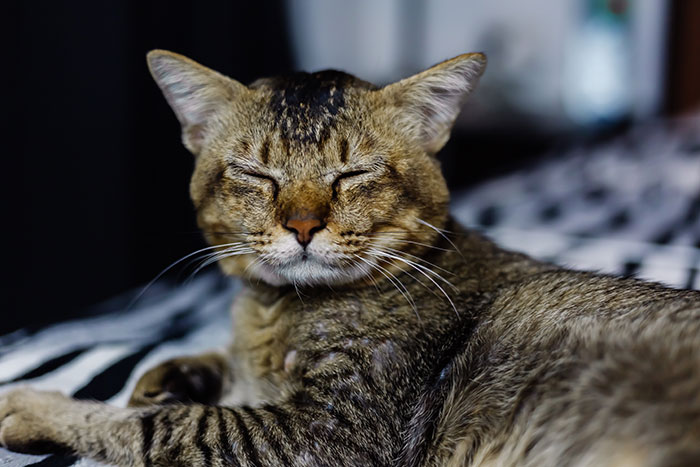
128;354;225;407
0;388;71;455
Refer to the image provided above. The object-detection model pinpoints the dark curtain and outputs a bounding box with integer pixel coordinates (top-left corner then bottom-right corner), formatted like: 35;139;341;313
3;1;293;334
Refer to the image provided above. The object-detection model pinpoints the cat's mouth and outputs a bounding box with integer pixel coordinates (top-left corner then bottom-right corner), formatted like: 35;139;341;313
251;248;371;287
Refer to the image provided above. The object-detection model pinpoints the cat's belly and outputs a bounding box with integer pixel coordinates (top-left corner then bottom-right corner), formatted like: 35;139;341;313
449;438;647;467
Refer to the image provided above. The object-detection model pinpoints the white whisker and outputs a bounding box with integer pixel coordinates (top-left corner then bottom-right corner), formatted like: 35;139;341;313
182;244;250;273
416;218;465;259
354;254;419;320
371;243;456;277
186;247;256;282
242;255;263;277
346;256;381;294
293;279;305;304
370;236;456;253
370;253;440;300
127;241;252;309
369;246;459;293
369;248;459;316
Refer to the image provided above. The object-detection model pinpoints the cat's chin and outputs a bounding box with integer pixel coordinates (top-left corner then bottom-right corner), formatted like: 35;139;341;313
249;256;371;288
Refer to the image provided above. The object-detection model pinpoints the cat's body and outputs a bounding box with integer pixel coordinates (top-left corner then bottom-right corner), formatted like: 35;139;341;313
2;51;700;466
193;221;700;467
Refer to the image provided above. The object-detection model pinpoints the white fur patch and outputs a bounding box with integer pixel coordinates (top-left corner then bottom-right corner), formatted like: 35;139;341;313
250;232;375;287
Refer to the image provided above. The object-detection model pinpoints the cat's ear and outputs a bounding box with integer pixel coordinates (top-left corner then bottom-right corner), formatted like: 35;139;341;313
147;50;248;155
381;53;486;154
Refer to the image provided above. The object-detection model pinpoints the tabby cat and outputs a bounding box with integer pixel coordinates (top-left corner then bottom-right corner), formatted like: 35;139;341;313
1;50;700;467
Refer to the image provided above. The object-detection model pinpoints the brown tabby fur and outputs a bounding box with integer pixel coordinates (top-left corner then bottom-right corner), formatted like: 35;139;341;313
2;50;700;467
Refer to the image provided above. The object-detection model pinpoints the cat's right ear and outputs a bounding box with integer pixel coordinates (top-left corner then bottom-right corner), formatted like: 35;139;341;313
146;50;248;155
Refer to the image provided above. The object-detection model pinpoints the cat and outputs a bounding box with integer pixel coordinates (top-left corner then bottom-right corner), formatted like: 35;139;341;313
1;49;700;467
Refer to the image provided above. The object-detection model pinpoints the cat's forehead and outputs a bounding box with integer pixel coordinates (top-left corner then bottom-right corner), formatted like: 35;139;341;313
250;70;376;97
250;70;376;146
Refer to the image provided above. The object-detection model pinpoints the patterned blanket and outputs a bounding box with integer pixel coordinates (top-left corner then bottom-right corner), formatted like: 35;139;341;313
1;115;699;466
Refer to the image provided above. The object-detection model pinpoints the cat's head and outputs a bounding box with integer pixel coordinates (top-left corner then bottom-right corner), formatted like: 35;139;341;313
147;50;485;287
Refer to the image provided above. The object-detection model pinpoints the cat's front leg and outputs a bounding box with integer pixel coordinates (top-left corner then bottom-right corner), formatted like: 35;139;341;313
129;351;230;407
0;388;73;455
2;385;396;466
0;387;147;464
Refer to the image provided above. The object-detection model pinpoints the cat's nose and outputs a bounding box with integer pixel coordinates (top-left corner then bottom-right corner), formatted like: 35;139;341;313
284;215;326;247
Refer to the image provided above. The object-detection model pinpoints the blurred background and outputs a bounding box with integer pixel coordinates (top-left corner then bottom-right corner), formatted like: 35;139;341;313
2;0;699;334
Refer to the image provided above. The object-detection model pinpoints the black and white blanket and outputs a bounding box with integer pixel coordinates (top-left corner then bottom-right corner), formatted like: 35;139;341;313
453;116;700;290
1;115;699;466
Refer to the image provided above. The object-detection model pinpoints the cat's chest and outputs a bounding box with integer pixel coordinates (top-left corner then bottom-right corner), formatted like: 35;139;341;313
228;291;297;394
230;291;347;366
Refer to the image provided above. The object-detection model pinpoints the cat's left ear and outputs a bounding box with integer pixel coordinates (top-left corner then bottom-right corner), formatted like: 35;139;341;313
381;53;486;154
147;50;249;155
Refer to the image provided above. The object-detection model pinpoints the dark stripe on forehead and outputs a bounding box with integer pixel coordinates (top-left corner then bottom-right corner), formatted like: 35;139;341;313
339;138;349;164
259;138;270;165
239;138;250;155
267;71;355;145
281;137;291;161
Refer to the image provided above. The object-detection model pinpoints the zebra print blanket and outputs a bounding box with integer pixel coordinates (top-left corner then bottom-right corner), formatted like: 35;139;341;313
2;115;699;466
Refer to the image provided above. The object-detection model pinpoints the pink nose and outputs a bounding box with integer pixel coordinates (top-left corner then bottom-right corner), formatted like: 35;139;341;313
284;216;325;247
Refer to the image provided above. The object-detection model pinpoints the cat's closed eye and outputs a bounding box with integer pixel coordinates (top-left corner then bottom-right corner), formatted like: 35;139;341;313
332;170;369;198
242;171;280;200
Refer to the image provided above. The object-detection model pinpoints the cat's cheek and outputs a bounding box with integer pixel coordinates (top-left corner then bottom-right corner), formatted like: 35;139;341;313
218;255;256;278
